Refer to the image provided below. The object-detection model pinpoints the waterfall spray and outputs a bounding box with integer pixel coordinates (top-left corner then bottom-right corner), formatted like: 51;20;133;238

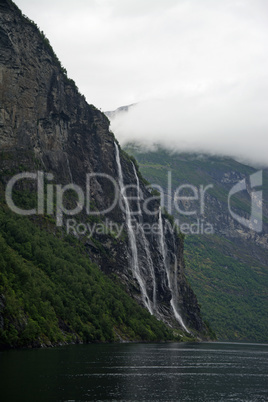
132;162;157;311
158;208;189;332
114;143;153;314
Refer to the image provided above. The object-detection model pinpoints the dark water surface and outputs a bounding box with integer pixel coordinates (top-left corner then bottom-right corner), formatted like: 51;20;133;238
0;342;267;401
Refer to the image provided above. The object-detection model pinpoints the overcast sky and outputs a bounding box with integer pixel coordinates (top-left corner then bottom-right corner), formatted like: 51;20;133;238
15;0;268;166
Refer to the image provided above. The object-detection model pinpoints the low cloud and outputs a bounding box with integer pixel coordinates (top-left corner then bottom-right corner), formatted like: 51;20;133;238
15;0;268;166
109;79;268;167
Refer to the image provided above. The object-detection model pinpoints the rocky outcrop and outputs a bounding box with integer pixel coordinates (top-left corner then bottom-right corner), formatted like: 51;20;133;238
0;0;208;336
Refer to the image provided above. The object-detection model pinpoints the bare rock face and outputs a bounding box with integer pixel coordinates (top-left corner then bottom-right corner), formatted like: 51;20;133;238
0;0;207;335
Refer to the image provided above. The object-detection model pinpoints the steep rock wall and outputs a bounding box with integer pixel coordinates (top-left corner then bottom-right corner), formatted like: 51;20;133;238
0;0;206;335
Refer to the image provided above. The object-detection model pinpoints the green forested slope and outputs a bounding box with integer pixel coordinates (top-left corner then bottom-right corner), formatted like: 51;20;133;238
0;205;178;348
184;235;268;341
125;145;268;342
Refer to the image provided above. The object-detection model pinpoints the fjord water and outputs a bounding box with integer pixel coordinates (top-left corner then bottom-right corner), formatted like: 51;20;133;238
1;342;267;401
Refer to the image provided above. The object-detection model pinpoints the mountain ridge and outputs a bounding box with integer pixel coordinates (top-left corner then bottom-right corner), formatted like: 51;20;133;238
0;0;212;347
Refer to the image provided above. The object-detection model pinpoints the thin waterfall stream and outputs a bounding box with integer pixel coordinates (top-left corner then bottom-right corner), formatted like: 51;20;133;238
158;208;189;332
132;162;157;312
114;143;153;314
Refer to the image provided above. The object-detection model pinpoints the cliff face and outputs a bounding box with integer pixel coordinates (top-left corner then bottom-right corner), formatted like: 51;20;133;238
0;0;207;336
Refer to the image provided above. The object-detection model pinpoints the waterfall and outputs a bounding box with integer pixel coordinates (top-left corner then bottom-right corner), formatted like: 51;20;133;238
132;162;157;311
132;162;144;201
114;143;153;314
58;121;73;182
158;208;189;333
158;208;167;266
65;154;73;183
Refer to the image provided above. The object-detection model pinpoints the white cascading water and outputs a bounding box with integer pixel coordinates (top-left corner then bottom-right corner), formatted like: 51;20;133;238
132;162;157;311
158;208;189;332
114;143;153;314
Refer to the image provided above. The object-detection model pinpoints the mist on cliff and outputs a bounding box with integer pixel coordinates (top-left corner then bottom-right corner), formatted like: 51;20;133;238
15;0;268;166
109;85;268;167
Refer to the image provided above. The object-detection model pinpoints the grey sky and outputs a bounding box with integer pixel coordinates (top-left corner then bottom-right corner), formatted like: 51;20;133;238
15;0;268;165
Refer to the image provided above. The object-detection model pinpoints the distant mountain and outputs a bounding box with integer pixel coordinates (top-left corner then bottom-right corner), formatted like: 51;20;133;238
124;144;268;342
105;104;136;119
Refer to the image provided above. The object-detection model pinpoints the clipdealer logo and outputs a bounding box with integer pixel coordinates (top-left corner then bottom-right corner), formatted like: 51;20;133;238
4;169;264;234
228;170;263;233
4;170;214;235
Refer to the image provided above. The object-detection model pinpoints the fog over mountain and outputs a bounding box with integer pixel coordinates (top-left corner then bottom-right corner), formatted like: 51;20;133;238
108;94;268;167
15;0;268;166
